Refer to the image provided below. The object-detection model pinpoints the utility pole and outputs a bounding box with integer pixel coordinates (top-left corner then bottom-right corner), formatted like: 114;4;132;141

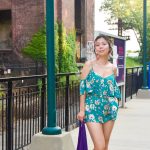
118;18;123;36
42;0;61;135
142;0;148;89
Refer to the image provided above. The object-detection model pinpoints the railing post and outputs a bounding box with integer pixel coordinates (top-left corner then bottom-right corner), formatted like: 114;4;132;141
40;77;46;130
65;75;69;131
125;68;127;102
6;80;13;150
148;62;150;88
136;67;139;94
131;68;133;99
142;0;148;89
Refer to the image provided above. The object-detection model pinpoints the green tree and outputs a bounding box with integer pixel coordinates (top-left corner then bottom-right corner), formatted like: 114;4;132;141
58;23;78;73
23;23;61;73
100;0;150;61
23;25;46;63
23;22;78;73
61;30;78;73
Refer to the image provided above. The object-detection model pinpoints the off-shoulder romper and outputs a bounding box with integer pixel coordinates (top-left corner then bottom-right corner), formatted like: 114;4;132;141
80;68;121;123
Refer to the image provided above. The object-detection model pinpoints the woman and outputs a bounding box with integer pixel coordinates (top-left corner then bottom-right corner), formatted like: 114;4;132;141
77;34;121;150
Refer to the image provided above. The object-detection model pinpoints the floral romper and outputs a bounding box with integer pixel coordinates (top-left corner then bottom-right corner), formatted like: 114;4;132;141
80;68;121;123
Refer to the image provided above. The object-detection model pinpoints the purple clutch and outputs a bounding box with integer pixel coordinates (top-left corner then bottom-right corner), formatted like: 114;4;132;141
76;121;88;150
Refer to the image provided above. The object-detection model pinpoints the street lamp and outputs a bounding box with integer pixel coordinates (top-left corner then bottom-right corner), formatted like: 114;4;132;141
142;0;148;89
42;0;61;135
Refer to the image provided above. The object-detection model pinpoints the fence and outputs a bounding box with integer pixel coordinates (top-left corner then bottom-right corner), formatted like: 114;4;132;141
0;72;80;150
0;62;45;78
125;66;146;101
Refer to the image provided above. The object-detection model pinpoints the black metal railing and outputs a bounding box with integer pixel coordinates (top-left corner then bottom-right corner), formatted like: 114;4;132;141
0;75;47;150
0;72;80;150
56;72;80;131
125;66;144;101
0;62;45;78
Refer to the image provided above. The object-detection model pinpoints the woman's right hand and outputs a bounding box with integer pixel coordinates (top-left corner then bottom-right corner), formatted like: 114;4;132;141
77;111;85;122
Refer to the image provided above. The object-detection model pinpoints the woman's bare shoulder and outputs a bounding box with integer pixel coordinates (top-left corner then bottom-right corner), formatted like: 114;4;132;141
109;62;116;67
84;60;96;67
109;63;117;76
80;60;94;79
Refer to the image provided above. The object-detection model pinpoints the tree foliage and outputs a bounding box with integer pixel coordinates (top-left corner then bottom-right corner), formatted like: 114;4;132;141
22;22;78;73
22;25;46;63
58;23;78;73
100;0;150;61
54;23;59;73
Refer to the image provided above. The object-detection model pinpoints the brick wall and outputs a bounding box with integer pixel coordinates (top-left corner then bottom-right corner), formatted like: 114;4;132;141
12;0;44;60
0;0;45;64
85;0;94;42
0;0;11;10
62;0;74;30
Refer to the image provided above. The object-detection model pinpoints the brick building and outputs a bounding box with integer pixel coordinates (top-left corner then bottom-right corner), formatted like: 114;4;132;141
0;0;94;66
0;0;45;65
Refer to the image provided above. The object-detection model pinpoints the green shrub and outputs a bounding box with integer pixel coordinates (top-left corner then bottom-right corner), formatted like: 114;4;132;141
0;84;4;99
23;25;46;63
126;57;142;68
59;24;78;73
22;22;78;73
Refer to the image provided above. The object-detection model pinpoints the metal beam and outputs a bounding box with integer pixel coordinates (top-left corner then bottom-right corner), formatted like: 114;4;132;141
42;0;61;135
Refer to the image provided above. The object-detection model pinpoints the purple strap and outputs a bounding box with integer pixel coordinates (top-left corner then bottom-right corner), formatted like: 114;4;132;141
76;121;88;150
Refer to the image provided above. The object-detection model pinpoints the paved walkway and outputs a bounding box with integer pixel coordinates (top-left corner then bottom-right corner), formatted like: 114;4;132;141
70;98;150;150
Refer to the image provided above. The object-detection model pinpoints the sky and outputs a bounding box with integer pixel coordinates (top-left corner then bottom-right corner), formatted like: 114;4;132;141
94;0;140;51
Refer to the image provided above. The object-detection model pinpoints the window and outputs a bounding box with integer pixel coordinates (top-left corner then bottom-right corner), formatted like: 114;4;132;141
0;10;12;50
75;0;85;62
75;0;81;31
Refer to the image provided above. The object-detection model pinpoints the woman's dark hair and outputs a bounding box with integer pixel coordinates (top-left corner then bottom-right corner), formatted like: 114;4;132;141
94;34;113;54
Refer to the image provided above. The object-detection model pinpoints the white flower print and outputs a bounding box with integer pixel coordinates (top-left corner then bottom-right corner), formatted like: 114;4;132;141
103;91;107;95
80;81;84;87
112;106;117;111
104;104;109;110
108;97;114;102
89;114;95;120
109;85;114;92
107;80;112;84
85;105;90;111
90;104;95;110
95;100;100;105
98;116;103;122
86;82;91;88
101;79;104;84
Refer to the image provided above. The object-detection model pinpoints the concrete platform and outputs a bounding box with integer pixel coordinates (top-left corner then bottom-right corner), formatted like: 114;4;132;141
137;89;150;99
29;132;75;150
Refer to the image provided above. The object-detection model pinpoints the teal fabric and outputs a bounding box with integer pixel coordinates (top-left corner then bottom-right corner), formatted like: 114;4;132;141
80;68;121;123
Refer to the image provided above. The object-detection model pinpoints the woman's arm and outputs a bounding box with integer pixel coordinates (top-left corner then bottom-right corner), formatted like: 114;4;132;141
112;65;117;77
77;61;92;121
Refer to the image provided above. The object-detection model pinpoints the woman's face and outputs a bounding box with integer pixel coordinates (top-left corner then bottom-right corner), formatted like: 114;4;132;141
94;37;110;56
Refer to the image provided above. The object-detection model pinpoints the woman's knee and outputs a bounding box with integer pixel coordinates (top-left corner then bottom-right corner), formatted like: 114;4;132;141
94;142;106;150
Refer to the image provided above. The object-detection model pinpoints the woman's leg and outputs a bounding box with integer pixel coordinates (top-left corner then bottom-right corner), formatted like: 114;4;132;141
102;120;115;150
86;122;105;150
